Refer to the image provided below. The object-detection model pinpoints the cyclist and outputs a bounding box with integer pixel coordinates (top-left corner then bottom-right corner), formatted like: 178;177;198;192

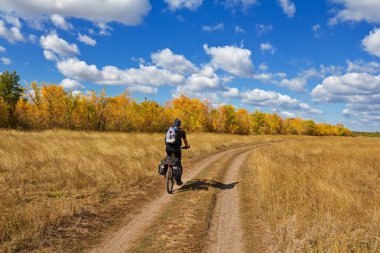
165;119;189;186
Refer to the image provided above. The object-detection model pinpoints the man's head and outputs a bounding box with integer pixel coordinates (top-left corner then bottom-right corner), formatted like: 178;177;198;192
173;119;181;128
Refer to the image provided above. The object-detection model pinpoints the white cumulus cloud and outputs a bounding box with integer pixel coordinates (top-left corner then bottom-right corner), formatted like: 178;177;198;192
1;57;11;65
29;34;37;43
279;77;307;92
203;44;253;78
0;20;24;43
347;59;380;74
256;24;272;36
280;111;296;118
312;24;321;38
151;48;197;75
0;0;151;26
40;33;79;58
0;13;22;28
60;78;85;89
329;0;380;24
260;42;276;54
181;65;227;92
224;0;257;9
312;71;380;124
235;26;245;34
362;28;380;58
164;0;203;11
202;22;224;32
56;58;185;87
278;0;296;17
173;65;232;102
225;87;321;114
50;14;73;30
43;50;58;61
312;72;380;103
127;85;158;95
77;33;96;46
259;63;268;71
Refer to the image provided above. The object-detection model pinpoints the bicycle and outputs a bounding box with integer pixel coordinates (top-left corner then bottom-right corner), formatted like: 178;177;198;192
166;146;190;194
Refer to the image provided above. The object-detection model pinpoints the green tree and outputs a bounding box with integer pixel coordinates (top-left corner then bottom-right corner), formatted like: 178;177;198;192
0;71;23;126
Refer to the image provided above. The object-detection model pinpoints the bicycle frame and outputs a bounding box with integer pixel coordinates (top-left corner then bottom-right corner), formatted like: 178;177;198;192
165;146;189;194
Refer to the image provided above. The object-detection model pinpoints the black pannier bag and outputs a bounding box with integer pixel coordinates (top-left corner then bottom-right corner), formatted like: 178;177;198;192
158;159;168;175
172;157;182;177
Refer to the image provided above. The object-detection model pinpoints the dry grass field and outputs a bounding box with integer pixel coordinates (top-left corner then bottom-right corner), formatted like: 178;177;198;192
0;130;274;252
1;131;378;253
241;137;380;253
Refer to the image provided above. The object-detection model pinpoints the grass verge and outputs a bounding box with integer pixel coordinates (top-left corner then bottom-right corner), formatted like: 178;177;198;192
240;137;380;253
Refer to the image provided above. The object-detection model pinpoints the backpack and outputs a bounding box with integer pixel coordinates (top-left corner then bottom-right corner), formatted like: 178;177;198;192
165;126;181;146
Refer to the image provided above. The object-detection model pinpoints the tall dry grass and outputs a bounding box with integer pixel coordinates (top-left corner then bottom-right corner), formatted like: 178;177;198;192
0;130;273;252
241;137;380;253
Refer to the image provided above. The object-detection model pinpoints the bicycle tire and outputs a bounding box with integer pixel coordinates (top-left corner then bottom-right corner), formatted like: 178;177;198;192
166;165;174;194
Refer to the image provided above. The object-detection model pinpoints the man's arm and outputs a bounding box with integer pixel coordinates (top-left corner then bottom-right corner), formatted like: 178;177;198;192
181;129;190;148
183;138;189;147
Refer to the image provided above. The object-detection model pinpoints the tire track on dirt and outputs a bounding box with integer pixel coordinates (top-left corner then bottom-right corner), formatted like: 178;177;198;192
89;144;267;253
205;147;262;253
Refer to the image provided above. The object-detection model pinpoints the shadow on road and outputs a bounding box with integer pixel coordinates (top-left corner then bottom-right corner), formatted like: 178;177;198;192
175;179;239;193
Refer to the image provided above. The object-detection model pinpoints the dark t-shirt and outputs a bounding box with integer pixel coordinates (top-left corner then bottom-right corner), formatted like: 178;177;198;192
166;128;186;152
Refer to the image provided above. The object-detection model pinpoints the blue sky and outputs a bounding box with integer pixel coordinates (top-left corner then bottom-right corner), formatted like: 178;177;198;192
1;0;380;131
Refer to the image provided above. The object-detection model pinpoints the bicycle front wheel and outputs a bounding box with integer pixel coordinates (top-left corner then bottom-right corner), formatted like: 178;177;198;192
166;166;174;194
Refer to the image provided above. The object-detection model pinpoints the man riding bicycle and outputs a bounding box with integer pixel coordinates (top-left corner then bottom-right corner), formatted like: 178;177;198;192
165;119;189;186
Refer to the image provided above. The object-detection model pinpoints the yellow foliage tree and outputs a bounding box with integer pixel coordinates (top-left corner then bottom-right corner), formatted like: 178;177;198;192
170;95;208;132
41;84;66;128
236;108;251;135
5;82;353;136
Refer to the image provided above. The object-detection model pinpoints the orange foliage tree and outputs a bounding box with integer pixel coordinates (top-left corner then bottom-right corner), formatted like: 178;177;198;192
8;82;353;136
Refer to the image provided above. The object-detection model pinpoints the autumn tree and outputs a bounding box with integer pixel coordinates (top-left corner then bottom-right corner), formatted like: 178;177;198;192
137;99;168;132
83;89;109;131
1;78;354;137
284;118;303;135
0;71;23;126
301;120;317;135
207;108;222;133
106;92;135;131
336;123;352;136
41;84;66;128
265;113;284;134
15;81;43;129
63;91;79;129
170;95;208;132
250;110;268;134
218;105;239;134
0;97;9;127
236;108;251;135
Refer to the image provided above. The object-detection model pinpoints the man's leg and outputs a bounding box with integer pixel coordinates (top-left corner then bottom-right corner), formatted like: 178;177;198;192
175;150;183;185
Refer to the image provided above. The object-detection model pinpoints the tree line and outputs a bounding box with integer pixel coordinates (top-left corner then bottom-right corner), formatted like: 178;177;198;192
0;71;352;136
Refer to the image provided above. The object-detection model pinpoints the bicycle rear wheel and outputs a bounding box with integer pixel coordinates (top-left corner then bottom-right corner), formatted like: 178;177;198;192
166;166;174;194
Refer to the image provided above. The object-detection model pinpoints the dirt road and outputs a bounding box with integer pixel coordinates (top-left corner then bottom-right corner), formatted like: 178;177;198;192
205;149;253;253
89;143;268;253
